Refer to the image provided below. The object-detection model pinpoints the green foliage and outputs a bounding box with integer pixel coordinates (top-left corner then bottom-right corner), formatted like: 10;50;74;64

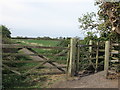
0;25;11;38
78;12;98;31
78;1;120;40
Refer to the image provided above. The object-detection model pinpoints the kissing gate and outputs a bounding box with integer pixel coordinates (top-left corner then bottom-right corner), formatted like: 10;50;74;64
67;38;119;77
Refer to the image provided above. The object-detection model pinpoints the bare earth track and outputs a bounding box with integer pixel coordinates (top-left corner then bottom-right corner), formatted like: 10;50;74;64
51;71;119;88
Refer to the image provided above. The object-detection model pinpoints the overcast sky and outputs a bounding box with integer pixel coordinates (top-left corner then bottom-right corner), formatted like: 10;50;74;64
1;0;98;38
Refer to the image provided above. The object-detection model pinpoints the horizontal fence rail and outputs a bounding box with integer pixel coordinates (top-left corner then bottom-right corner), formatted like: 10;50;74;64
1;44;68;49
2;53;67;56
77;45;98;47
11;37;65;41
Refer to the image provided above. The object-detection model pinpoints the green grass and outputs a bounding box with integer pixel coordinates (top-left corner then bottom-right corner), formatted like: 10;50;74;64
12;39;68;64
12;39;60;46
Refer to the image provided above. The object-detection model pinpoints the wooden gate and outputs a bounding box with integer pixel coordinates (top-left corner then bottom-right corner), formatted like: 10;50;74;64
67;38;119;78
2;42;69;76
67;38;105;77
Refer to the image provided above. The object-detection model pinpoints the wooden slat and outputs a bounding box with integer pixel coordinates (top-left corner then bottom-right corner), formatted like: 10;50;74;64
108;70;117;74
1;44;68;49
99;49;105;52
82;56;104;60
111;57;119;60
77;45;97;47
111;64;120;67
24;72;64;76
2;60;56;63
112;43;120;46
38;66;67;69
26;48;66;73
9;66;67;70
23;60;51;75
11;38;64;41
55;48;69;56
2;64;21;75
2;53;66;56
111;50;119;54
111;60;119;62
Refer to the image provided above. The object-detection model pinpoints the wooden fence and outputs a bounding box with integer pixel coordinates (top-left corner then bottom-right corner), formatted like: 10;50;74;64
104;41;119;77
2;38;119;78
67;38;119;77
2;42;69;76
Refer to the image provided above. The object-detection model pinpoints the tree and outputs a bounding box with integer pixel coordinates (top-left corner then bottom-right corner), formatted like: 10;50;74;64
78;0;120;41
96;0;120;34
0;25;11;38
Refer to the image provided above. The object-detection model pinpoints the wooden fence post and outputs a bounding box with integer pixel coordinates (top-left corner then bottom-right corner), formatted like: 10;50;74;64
75;39;80;75
89;40;92;61
95;41;99;72
67;44;70;73
67;38;77;77
104;41;110;77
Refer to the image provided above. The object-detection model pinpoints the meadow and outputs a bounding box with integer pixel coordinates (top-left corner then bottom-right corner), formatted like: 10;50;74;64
12;39;69;64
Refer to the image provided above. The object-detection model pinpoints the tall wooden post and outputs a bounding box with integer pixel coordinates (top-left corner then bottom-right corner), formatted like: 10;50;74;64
75;39;80;75
104;41;110;77
89;40;92;62
67;38;77;77
95;41;99;73
67;44;70;73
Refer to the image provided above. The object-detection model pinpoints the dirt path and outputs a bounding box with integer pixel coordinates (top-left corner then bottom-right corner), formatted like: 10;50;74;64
51;71;119;88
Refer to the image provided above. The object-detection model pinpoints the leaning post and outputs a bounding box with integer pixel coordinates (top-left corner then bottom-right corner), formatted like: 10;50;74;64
104;41;110;77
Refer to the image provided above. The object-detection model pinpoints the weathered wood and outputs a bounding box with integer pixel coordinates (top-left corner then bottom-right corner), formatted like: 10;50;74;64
104;41;110;77
2;60;55;63
111;50;119;54
112;43;120;46
3;64;21;75
82;56;104;60
111;57;119;60
111;60;119;62
2;53;67;56
28;72;64;76
76;39;80;74
89;40;93;66
95;42;99;72
77;45;97;47
55;48;69;56
11;38;64;41
1;44;68;49
13;66;67;70
99;49;105;52
89;40;92;56
26;48;65;73
23;60;49;75
67;44;70;73
67;38;77;77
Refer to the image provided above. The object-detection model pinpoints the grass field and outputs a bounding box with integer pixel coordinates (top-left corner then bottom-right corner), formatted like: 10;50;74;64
13;39;61;46
12;39;68;64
